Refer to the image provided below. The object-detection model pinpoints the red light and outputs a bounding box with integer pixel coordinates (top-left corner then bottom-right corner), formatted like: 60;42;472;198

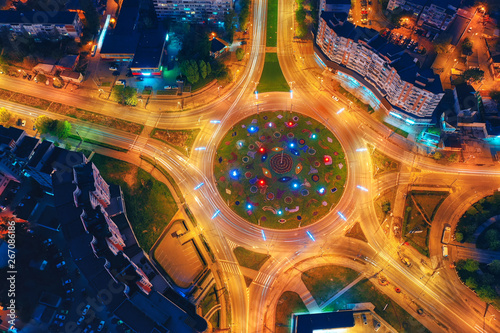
324;157;330;162
259;180;265;186
288;122;293;126
259;147;265;153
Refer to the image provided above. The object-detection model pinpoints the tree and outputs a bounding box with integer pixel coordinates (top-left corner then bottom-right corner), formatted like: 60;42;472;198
382;201;391;213
488;260;500;275
35;74;47;84
477;286;498;303
206;62;212;77
55;120;71;139
34;116;55;134
180;60;200;84
0;108;11;123
223;10;236;43
433;33;452;54
433;152;443;160
199;60;207;79
455;232;464;242
236;48;245;61
463;68;484;83
465;277;478;289
111;86;138;106
490;90;500;104
462;37;473;55
448;153;458;163
463;259;480;272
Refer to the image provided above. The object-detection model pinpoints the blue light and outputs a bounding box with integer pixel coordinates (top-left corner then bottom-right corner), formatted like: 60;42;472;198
247;204;252;210
292;183;299;189
142;72;151;76
211;209;221;219
269;123;273;127
210;120;221;124
319;187;325;194
261;230;266;241
389;112;403;119
357;185;368;192
337;108;344;114
248;125;259;134
194;147;206;150
165;33;169;41
194;182;204;190
405;118;416;125
290;143;295;148
232;170;238;177
356;148;367;152
255;91;258;99
338;212;347;221
311;134;317;139
278;210;282;215
307;231;316;242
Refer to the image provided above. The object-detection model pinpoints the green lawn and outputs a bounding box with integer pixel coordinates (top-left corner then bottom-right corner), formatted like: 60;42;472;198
90;154;177;252
267;0;278;47
258;53;289;93
233;247;270;271
369;145;400;176
275;291;308;333
383;121;409;138
200;285;219;316
151;128;201;157
403;191;449;257
345;222;368;242
214;111;347;229
325;278;431;333
301;265;359;305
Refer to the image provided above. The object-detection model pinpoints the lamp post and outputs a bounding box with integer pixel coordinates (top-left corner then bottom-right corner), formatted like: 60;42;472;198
218;85;222;97
318;76;323;90
255;90;259;114
290;89;293;114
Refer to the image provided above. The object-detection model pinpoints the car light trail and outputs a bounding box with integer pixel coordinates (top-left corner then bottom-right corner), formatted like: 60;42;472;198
357;185;368;192
194;147;206;150
338;212;347;221
261;230;266;241
194;182;204;190
337;108;344;114
306;231;316;242
210;120;221;124
356;148;367;152
211;209;221;219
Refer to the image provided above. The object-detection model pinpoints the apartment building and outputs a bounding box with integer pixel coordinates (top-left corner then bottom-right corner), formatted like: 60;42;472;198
0;11;83;41
319;0;351;14
316;12;444;123
152;0;233;22
386;0;459;30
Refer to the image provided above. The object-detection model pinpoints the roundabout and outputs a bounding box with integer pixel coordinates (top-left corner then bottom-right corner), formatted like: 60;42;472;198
214;111;347;229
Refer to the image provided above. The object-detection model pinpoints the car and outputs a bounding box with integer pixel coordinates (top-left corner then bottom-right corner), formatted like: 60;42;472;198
56;261;66;269
43;239;54;248
97;320;105;332
65;288;74;295
61;279;72;286
10;189;17;194
52;320;64;327
77;315;85;326
135;77;144;81
116;79;126;86
362;314;368;325
27;74;32;80
109;65;118;71
82;304;91;316
55;314;66;321
240;40;247;45
83;324;92;333
59;310;69;315
468;26;472;33
332;95;339;101
374;320;381;331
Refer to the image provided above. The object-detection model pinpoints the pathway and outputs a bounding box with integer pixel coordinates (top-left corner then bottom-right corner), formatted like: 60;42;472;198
320;273;365;310
473;215;500;241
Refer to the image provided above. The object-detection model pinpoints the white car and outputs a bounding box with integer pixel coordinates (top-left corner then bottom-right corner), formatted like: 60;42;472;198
332;95;339;101
97;320;105;332
55;314;66;321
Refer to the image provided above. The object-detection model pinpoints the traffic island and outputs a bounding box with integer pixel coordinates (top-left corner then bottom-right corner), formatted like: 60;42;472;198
213;111;347;229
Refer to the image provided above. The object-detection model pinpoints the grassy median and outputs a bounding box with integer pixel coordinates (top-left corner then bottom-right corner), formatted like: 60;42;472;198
258;53;289;93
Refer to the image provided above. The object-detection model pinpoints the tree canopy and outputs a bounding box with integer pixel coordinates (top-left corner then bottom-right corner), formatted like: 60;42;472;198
463;68;484;83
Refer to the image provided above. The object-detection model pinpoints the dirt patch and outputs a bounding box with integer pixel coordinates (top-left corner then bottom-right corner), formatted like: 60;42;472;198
122;167;138;189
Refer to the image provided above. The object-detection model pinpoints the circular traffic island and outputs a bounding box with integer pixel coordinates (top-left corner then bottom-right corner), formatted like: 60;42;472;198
214;111;347;229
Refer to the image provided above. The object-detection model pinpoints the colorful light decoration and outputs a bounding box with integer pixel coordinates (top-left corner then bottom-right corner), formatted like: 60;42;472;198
292;182;300;189
259;179;266;186
248;125;259;133
317;187;326;195
259;147;266;153
230;169;240;179
324;156;330;163
311;133;317;139
247;204;253;210
277;210;283;215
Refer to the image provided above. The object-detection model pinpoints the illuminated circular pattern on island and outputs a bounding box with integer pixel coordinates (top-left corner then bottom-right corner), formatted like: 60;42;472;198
214;111;347;229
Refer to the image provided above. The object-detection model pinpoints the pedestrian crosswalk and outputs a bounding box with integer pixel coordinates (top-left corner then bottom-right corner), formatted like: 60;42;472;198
474;324;488;333
226;239;238;250
253;272;272;288
220;260;241;275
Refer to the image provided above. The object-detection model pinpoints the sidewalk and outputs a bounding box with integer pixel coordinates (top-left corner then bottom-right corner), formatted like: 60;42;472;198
320;274;365;310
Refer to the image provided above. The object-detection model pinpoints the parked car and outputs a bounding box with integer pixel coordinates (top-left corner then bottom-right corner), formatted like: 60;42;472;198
362;314;368;325
59;310;69;315
97;321;105;332
82;304;91;316
77;315;85;326
61;279;72;286
332;95;339;101
374;320;381;331
55;314;66;321
109;64;118;71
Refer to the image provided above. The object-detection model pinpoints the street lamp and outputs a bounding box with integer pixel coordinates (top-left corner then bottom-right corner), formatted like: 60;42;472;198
255;90;259;114
218;85;222;97
318;76;323;90
290;89;293;114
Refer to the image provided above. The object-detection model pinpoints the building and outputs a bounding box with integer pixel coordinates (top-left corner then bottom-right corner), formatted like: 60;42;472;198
60;70;84;83
386;0;459;31
210;37;228;58
316;12;444;124
56;54;79;71
0;11;83;41
153;0;233;23
292;310;355;333
130;30;168;76
319;0;351;14
488;53;500;81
